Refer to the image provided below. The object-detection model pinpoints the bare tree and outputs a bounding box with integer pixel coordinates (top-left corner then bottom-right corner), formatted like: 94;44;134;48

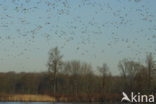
69;60;81;97
146;53;154;92
98;63;109;94
118;59;128;79
118;59;142;92
98;63;109;76
118;59;140;79
48;47;63;97
81;63;93;100
62;61;71;75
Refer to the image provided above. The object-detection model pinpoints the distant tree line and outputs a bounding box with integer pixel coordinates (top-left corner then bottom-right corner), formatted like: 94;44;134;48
0;47;156;102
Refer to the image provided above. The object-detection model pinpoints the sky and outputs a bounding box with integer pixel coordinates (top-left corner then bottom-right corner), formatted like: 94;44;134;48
0;0;156;75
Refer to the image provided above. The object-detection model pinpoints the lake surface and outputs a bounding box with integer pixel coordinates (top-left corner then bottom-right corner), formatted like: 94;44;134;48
0;102;118;104
0;103;111;104
0;103;107;104
0;103;91;104
0;102;113;104
0;103;83;104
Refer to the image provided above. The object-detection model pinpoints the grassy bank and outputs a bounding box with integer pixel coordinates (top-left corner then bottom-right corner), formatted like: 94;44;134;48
0;93;120;102
0;94;56;102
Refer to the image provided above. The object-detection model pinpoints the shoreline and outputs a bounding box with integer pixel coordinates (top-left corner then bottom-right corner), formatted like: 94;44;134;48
0;93;120;102
0;94;56;102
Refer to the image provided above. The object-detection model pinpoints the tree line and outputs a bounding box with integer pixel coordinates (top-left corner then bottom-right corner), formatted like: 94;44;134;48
0;47;156;102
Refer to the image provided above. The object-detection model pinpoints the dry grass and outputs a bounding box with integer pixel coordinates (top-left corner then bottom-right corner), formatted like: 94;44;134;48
0;94;56;102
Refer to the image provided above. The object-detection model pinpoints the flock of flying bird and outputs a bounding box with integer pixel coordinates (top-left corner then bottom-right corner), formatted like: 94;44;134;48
0;0;156;71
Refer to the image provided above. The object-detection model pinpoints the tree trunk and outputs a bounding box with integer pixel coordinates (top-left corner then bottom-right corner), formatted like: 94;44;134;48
53;62;57;97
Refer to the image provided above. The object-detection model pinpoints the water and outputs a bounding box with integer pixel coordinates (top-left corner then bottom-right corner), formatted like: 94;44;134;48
0;102;108;104
0;103;76;104
0;102;114;104
0;102;107;104
0;103;79;104
0;103;75;104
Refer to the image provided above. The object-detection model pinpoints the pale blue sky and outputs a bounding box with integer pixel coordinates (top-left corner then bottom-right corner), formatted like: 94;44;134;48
0;0;156;75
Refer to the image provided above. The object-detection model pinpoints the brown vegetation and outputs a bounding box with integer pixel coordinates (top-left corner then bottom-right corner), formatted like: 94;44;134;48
0;47;156;102
0;94;55;102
